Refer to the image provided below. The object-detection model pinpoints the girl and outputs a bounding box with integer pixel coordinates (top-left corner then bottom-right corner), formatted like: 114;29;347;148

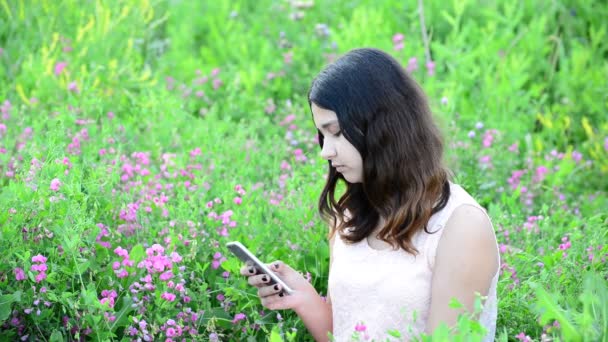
240;48;500;341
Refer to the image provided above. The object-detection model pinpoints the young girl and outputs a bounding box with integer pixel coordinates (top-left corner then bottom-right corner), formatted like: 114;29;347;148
240;48;500;341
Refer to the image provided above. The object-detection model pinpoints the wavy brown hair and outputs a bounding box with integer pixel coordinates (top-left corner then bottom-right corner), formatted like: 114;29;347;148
308;48;450;255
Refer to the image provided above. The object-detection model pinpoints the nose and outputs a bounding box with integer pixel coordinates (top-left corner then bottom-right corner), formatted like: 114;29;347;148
320;140;336;160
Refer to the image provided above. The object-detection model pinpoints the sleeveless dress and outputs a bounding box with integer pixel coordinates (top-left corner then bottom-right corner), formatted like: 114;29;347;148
328;182;499;341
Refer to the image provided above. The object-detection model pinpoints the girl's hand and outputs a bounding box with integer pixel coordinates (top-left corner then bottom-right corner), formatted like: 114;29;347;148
240;260;318;311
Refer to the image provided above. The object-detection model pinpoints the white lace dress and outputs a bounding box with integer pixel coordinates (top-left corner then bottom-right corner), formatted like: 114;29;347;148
328;183;499;341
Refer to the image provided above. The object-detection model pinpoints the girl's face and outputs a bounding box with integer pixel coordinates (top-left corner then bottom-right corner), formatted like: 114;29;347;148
311;102;364;183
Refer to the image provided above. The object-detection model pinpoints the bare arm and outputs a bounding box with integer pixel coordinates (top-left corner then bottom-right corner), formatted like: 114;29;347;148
240;236;334;342
425;204;499;332
293;234;334;341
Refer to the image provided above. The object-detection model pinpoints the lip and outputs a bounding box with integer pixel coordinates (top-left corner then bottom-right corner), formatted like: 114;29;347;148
334;165;347;172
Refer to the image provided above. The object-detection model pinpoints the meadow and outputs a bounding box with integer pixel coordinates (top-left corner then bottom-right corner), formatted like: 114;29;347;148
0;0;607;341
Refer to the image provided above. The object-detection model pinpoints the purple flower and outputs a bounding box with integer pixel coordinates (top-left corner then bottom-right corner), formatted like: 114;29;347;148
534;166;549;183
32;254;48;263
114;246;129;258
159;271;173;281
14;268;25;281
161;292;176;302
31;264;47;272
35;272;47;283
571;151;582;163
232;312;246;323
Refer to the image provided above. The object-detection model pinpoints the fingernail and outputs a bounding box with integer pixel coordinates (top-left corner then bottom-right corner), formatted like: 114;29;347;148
274;284;280;291
262;276;267;282
279;292;284;297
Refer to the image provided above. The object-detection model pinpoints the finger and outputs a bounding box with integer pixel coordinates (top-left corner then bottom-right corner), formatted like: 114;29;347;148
247;273;271;287
266;260;286;274
258;283;282;298
260;292;288;310
240;265;257;276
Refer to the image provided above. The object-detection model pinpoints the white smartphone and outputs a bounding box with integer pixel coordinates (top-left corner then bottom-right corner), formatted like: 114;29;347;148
226;241;294;295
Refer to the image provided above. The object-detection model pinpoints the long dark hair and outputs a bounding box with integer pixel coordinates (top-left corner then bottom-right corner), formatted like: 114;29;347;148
308;48;450;255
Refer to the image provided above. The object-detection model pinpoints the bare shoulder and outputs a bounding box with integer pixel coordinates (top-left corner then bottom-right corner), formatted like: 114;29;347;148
426;204;499;328
441;204;495;244
435;204;499;277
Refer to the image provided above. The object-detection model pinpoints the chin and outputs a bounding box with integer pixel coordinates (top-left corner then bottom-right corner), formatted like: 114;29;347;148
343;174;363;184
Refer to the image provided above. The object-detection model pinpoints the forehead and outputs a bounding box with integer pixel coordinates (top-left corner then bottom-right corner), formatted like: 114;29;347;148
311;103;338;126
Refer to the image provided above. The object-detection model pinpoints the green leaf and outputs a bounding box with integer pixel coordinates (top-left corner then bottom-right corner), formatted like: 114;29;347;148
221;257;241;273
269;326;283;342
129;244;145;264
531;282;582;341
387;329;402;338
449;297;465;309
50;330;63;342
110;296;134;331
0;294;16;322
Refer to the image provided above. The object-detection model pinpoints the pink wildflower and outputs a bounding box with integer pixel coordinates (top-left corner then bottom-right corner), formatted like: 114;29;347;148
114;246;129;258
534;166;548;183
426;61;435;76
14;268;26;281
159;271;173;281
406;57;418;73
232;313;246;323
32;254;48;263
392;33;404;44
50;178;61;191
68;81;79;93
161;292;176;301
54;62;67;76
35;272;47;283
355;323;367;332
31;264;47;272
515;332;532;342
